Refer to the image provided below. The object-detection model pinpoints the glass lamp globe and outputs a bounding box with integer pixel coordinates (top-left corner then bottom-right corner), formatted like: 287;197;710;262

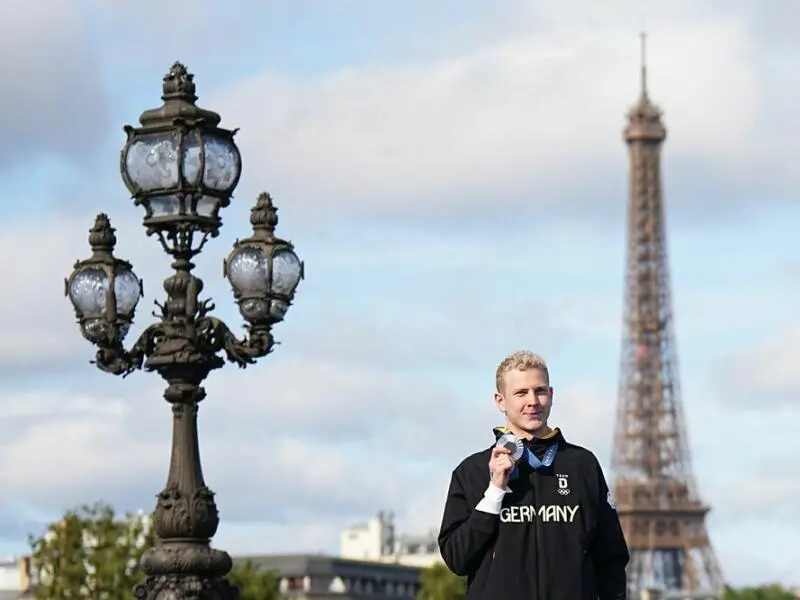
68;267;142;344
121;131;241;231
122;131;241;197
225;246;303;323
119;63;242;237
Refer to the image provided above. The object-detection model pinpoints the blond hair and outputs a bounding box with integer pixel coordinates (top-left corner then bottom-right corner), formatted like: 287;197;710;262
495;350;549;392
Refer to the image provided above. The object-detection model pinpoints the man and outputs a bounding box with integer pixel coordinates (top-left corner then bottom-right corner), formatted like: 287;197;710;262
438;350;629;600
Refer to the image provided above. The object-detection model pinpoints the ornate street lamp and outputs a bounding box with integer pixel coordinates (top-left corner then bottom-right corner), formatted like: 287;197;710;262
65;62;303;600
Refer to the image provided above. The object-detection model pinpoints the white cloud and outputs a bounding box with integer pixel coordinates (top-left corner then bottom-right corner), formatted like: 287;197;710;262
0;206;626;371
210;3;774;220
713;325;800;407
0;219;101;369
713;520;800;587
681;383;800;585
215;521;345;556
0;209;167;371
0;0;111;167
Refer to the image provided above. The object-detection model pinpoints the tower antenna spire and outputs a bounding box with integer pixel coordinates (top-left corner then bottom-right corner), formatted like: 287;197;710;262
640;32;648;97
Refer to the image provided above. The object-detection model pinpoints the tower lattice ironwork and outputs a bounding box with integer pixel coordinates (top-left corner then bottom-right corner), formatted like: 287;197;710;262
611;35;725;599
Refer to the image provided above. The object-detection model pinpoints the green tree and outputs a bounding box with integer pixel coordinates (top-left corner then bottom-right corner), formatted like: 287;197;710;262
227;560;282;600
30;502;155;600
417;562;466;600
721;584;797;600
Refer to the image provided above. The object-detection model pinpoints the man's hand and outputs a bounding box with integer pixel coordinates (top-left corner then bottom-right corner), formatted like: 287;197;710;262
489;446;515;489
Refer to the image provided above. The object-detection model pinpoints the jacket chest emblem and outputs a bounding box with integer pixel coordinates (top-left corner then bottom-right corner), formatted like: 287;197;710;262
557;473;571;495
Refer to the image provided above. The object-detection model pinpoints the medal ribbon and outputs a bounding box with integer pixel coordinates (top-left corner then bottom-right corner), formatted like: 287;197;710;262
510;443;558;481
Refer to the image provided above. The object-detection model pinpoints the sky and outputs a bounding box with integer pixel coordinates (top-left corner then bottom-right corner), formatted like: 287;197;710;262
0;0;797;590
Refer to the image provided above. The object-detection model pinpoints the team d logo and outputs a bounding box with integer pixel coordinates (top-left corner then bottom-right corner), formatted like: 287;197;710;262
557;474;570;495
607;490;616;510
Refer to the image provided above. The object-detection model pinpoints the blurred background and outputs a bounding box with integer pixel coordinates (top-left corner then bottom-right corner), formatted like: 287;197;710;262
0;0;797;598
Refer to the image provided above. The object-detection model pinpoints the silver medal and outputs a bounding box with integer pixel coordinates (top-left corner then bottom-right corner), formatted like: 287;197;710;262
496;432;524;462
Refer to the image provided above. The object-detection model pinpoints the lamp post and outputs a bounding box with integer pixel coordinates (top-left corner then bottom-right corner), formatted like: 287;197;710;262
65;62;303;600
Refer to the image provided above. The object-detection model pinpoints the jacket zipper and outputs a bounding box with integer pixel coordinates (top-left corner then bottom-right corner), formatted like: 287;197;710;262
531;469;539;600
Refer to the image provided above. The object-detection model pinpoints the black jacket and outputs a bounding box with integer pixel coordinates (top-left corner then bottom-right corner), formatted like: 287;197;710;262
438;429;629;600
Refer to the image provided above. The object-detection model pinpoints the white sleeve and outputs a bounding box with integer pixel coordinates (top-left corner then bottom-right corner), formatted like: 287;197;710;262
475;482;511;515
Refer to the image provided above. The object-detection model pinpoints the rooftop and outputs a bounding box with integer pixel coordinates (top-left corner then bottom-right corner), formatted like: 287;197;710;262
234;553;421;580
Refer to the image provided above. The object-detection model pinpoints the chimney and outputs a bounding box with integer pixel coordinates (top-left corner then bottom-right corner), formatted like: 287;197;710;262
19;556;31;591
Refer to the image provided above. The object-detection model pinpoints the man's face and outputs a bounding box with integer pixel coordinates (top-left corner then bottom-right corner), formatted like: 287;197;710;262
494;368;553;437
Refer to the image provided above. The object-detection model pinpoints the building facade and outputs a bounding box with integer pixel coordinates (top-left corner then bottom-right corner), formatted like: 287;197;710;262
0;556;32;600
234;554;422;600
340;511;441;568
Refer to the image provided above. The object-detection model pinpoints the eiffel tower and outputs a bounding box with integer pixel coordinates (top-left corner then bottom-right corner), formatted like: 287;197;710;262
611;34;725;599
